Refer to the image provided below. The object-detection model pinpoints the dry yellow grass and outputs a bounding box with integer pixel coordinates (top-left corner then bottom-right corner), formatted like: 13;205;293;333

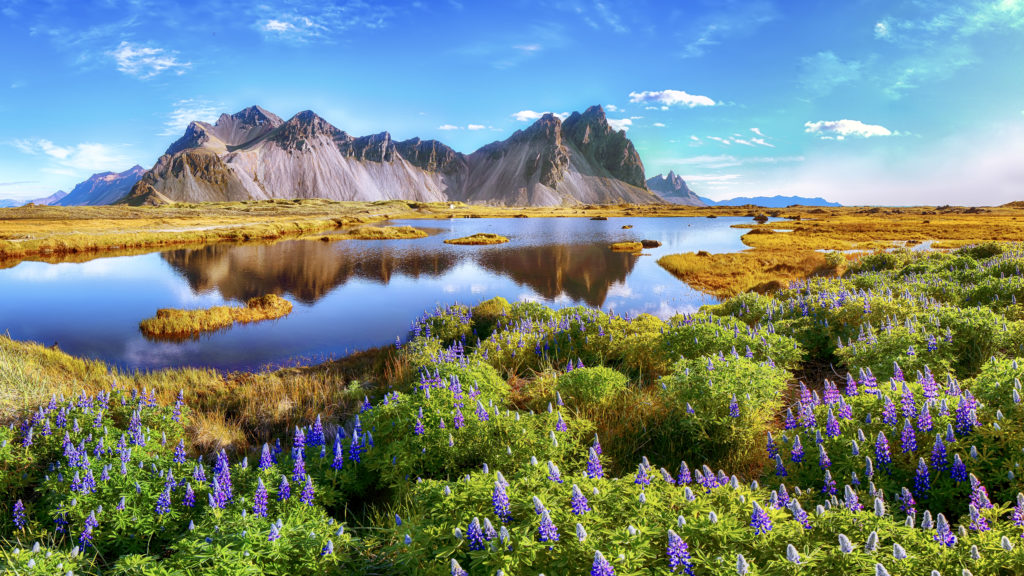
658;250;833;298
444;233;510;245
331;225;429;240
139;294;293;340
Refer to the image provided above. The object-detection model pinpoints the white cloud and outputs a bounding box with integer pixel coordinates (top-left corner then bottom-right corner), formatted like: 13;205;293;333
511;110;569;122
605;104;618;112
628;89;716;108
751;128;764;137
263;19;294;32
750;138;775;148
438;124;460;131
607;118;632;131
653;122;666;128
467;124;486;130
804;119;894;139
874;20;890;39
707;136;731;145
13;139;134;173
254;2;393;43
108;41;190;79
163;99;221;136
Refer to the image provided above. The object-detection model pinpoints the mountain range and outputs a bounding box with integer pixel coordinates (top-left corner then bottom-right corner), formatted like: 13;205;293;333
0;190;68;207
696;194;842;207
121;104;658;207
645;171;705;206
645;171;840;207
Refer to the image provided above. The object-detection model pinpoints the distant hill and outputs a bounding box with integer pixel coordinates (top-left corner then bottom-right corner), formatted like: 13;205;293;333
124;104;660;207
646;171;705;206
698;195;841;207
57;166;146;206
0;190;68;207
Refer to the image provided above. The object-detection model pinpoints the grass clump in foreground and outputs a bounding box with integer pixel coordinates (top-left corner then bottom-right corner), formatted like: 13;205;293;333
331;225;428;240
443;232;509;245
609;240;643;252
658;249;840;297
139;293;293;339
8;243;1024;574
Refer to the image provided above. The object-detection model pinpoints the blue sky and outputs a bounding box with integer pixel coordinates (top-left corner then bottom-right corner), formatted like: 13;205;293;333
1;0;1022;205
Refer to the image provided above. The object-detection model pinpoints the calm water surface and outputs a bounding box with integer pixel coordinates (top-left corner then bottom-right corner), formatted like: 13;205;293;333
0;217;753;371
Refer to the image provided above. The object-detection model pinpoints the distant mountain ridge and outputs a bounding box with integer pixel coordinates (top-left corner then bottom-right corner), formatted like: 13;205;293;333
0;190;68;207
698;195;841;207
646;171;705;206
124;105;659;207
56;166;146;206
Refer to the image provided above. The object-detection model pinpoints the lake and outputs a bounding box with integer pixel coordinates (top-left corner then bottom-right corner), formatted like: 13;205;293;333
0;216;754;371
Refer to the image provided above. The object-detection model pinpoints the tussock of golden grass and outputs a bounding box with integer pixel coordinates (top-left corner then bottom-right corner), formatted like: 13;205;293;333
658;249;832;298
444;233;510;245
609;241;643;252
333;225;429;240
140;294;293;339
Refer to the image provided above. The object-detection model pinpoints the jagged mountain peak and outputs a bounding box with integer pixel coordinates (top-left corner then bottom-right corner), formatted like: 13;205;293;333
221;105;282;128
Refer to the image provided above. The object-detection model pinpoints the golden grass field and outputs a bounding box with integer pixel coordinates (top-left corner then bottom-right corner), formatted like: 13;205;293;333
443;232;510;245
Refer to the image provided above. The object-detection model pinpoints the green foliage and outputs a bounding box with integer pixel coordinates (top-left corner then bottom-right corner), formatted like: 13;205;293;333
556;366;628;406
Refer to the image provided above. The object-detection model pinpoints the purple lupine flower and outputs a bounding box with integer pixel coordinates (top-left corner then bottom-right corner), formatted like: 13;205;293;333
12;500;26;530
413;418;425;436
291;451;306;483
538;510;559;544
259;443;273;470
951;454;968;482
790;435;804;463
729;394;740;418
1011;494;1024;529
556;412;568;431
492;481;511;522
900;384;916;418
293;426;306;451
766;432;778;460
934;513;957;548
783;408;797;430
331;436;345;471
634;463;651;487
843;485;863;511
253;478;268;517
183;483;195;507
900;419;917;453
309;415;325;447
475;400;489;422
592;434;602;455
913;458;930;500
172;439;187;464
826;409;840;438
969;504;990;532
824;380;840;404
774;455;788;477
586;448;604;479
882;397;897;426
930;435;948;472
467;517;486;550
547;461;563;484
299;475;315;505
955;395;974;435
348;432;364;463
819;445;831;469
450;559;468;576
917;402;933;432
777;484;790;509
750;501;772;535
268;523;281;542
570;484;591;515
156;486;172;515
838;398;853;419
452;407;464;430
677;461;692;485
970;476;993;510
845;373;858;396
893;361;905;382
277;475;291;501
898;487;916;519
321;539;334;556
193;461;206;483
667;528;695;575
789;499;811;529
875;432;891;471
821;470;837;495
591;550;616;576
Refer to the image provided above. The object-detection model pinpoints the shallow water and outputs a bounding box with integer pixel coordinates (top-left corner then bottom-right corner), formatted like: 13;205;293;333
0;216;754;371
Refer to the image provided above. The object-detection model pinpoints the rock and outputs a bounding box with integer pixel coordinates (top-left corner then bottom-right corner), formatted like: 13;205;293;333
640;239;661;248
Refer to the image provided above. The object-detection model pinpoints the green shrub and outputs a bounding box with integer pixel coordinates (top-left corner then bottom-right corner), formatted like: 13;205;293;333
556;366;628;406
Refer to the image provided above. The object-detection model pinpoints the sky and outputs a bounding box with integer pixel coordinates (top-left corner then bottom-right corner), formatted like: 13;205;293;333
0;0;1022;205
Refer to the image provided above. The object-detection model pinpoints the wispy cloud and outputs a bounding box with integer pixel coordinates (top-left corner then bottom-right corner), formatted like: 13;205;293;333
606;117;631;131
798;51;862;99
804;119;894;140
438;124;460;130
12;138;135;173
628;89;716;109
0;180;37;187
511;110;569;122
454;23;565;69
109;41;191;79
652;122;665;127
676;0;776;58
163;99;222;136
254;1;394;43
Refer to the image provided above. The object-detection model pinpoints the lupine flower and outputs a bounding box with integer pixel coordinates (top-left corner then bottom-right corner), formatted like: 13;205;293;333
774;455;788;477
475;399;489;422
576;523;588;542
790;435;804;463
970;475;993;509
183;483;195;508
913;458;930;500
821;470;837;495
930;435;948;471
882;397;897;426
951;454;968;482
969;504;990;532
898;487;916;519
493;481;511;522
321;539;334;556
331;437;345;471
268;523;281;542
788;499;811;529
538;510;559;543
635;463;651;487
12;500;26;530
277;475;291;501
173;440;186;464
729;394;740;418
819;445;831;469
934;513;957;547
844;485;863;511
1011;493;1024;528
667;529;694;575
838;534;854;553
900;419;916;453
453;408;465;430
450;559;468;576
766;432;778;460
875;432;891;471
784;408;797;430
556;412;568;431
253;478;268;517
677;461;691;485
750;501;772;535
592;434;603;455
156;486;172;515
570;484;591;515
467;517;486;550
300;475;315;505
586;448;604;479
547;461;563;483
591;550;615;576
786;544;800;564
